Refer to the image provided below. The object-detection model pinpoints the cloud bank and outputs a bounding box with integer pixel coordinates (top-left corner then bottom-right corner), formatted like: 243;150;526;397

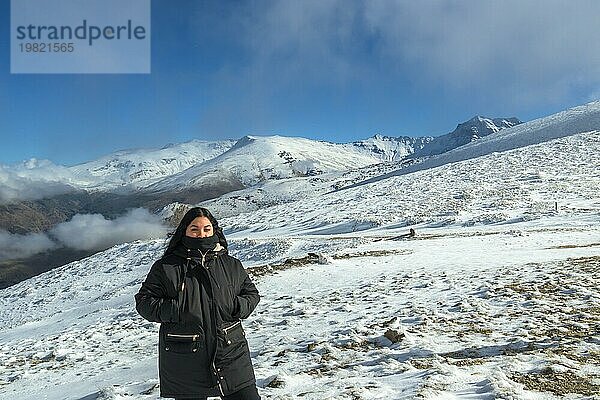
194;0;600;135
50;208;168;251
358;0;600;103
0;208;168;261
256;0;600;99
0;230;58;260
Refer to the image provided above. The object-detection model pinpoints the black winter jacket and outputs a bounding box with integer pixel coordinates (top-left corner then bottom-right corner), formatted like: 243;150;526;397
135;243;260;398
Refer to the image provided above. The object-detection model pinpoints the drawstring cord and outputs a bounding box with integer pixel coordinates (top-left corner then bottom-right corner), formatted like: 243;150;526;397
180;257;190;292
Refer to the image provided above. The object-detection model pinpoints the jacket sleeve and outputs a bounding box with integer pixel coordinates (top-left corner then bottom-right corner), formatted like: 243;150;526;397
135;260;180;323
232;259;260;320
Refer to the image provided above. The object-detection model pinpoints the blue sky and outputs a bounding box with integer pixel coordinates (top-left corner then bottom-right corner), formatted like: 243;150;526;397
1;0;599;166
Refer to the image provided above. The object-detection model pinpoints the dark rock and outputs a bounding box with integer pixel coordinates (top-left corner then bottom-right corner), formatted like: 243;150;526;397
384;329;405;343
266;376;285;388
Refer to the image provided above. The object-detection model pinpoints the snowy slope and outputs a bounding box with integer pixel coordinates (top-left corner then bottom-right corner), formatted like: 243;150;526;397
1;206;599;398
146;135;384;192
221;130;600;236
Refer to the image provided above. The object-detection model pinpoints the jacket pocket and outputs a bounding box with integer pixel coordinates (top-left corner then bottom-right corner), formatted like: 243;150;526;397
164;332;203;354
221;320;243;344
217;321;246;363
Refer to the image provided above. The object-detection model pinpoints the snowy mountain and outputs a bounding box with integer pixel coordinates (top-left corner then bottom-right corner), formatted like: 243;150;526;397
69;139;237;191
0;134;402;204
1;101;599;399
412;116;521;158
0;140;236;203
0;117;517;205
145;135;384;192
352;134;434;161
154;135;428;220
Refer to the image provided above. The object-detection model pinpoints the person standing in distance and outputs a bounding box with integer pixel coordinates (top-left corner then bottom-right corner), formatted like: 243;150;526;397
135;207;261;399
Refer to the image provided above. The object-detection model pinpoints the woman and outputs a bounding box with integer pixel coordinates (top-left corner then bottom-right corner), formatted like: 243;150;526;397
135;207;261;400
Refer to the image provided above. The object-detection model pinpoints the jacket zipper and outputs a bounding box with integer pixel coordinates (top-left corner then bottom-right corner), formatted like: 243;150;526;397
181;255;191;292
201;250;221;289
202;248;225;395
201;251;207;269
166;333;200;341
222;320;241;334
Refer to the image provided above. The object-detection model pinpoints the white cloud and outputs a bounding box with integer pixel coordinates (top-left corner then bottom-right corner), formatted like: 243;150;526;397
217;0;600;107
0;208;168;260
50;208;168;251
0;230;57;260
360;1;600;103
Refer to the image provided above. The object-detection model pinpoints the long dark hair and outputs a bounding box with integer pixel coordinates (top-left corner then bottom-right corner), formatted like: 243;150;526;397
164;207;227;255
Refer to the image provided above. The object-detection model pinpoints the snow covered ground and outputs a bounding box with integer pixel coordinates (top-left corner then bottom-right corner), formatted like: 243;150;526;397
0;218;598;399
1;103;599;399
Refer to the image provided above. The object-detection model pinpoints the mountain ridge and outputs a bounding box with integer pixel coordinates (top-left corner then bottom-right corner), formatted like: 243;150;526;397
345;101;600;190
411;115;522;158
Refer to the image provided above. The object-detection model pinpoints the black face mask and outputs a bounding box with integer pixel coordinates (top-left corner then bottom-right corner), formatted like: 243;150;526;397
181;234;219;252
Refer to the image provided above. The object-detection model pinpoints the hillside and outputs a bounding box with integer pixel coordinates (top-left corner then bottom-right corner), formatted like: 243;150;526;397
1;102;599;399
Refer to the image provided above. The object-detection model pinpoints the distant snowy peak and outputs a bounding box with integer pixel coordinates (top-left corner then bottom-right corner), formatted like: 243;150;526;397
229;135;258;150
413;116;522;158
349;100;600;189
352;134;434;161
459;116;521;137
68;139;236;190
